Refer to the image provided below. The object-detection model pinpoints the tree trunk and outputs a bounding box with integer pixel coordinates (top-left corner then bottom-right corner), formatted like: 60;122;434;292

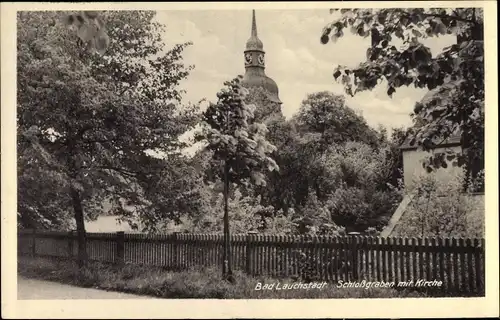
222;160;233;281
70;186;88;269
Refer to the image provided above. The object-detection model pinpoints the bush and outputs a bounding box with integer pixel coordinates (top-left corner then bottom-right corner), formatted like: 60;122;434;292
173;184;298;235
295;192;346;236
393;170;484;238
317;141;403;232
18;256;428;299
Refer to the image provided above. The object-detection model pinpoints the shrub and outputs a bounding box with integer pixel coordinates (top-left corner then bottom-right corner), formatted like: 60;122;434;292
393;170;484;238
174;184;300;235
296;192;346;236
317;141;403;232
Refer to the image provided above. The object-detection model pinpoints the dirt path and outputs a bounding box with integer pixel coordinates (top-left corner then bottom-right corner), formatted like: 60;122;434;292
17;276;152;299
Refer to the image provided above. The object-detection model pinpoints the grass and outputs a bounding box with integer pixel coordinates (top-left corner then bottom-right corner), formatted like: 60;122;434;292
18;256;430;299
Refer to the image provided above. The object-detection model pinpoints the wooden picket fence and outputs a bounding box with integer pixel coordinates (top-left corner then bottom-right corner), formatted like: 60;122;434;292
17;229;485;295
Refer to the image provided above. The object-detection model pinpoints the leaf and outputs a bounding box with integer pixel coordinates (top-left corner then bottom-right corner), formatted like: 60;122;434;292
341;74;350;85
320;34;329;44
387;86;396;97
82;11;99;19
412;29;422;38
457;155;466;167
62;14;75;26
77;23;97;42
357;26;366;37
94;30;110;54
333;70;342;80
409;137;416;146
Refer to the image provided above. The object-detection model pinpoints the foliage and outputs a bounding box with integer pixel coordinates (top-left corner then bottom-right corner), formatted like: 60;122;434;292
393;169;484;238
17;11;199;266
284;92;384;207
241;87;297;212
212;90;405;233
17;146;74;230
319;141;403;231
62;11;110;55
295;192;346;236
190;87;405;235
117;156;207;233
255;92;383;213
188;135;404;235
321;8;484;176
177;185;296;234
195;76;279;278
292;91;380;150
244;86;284;125
195;76;279;187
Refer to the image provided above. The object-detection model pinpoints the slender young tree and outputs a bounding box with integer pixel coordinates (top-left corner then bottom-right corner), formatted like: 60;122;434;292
196;76;279;281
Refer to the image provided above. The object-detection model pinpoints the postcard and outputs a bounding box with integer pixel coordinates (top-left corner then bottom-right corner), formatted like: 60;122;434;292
1;1;498;318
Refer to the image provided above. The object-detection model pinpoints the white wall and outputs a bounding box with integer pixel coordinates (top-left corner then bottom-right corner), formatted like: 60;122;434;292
85;215;136;233
402;145;463;189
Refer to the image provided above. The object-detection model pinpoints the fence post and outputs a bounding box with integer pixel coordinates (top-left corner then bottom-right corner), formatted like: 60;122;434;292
68;230;74;259
173;232;179;271
116;231;125;267
31;228;37;257
246;232;256;275
348;232;360;280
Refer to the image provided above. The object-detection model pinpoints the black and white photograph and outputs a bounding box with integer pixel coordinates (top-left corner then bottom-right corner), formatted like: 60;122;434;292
2;1;498;318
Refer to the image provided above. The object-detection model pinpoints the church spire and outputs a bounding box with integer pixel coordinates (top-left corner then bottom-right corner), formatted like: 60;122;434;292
245;10;263;51
251;9;258;37
241;10;281;104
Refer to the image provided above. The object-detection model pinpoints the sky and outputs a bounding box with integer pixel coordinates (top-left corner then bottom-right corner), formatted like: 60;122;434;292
153;9;456;132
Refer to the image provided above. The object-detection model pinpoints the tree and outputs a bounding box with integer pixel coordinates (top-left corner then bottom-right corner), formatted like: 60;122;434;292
244;86;284;125
17;11;198;267
195;76;279;280
282;91;380;204
241;87;292;210
323;141;403;231
293;91;380;152
320;8;484;179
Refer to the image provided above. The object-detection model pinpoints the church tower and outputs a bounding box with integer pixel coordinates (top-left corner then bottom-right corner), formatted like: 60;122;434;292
241;10;282;104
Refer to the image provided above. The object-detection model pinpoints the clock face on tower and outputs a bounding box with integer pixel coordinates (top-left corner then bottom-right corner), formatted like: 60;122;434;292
258;54;265;65
245;53;252;65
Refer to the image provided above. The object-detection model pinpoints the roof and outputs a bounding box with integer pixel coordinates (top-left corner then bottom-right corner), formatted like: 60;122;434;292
400;84;462;151
241;73;281;104
400;131;462;150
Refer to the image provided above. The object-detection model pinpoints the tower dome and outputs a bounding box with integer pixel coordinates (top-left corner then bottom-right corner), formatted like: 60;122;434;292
241;10;281;104
245;9;263;51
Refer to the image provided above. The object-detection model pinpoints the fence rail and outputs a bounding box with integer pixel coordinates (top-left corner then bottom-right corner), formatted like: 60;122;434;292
18;229;485;295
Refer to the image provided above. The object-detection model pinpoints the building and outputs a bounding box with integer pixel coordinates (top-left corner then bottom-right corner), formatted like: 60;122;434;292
241;10;281;105
400;132;463;190
381;87;484;237
398;83;483;191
